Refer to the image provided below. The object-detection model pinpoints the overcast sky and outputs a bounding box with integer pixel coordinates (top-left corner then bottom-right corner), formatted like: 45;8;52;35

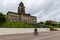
0;0;60;22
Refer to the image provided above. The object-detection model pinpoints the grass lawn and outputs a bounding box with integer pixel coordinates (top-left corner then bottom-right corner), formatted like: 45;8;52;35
1;22;35;28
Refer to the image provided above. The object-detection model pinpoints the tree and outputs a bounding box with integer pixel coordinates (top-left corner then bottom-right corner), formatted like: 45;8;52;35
39;22;44;24
51;23;57;26
45;21;51;25
58;22;60;28
45;20;57;26
0;13;5;26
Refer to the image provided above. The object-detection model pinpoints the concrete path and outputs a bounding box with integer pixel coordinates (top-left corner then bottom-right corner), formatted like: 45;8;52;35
0;31;60;40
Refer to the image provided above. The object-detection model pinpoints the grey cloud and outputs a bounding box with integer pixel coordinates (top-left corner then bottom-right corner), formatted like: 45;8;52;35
0;0;60;22
37;0;60;22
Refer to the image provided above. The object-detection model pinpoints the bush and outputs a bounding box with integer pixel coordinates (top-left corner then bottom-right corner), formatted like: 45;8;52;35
1;22;35;28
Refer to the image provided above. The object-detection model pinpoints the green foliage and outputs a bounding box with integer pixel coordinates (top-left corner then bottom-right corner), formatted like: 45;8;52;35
57;22;60;28
39;22;44;24
51;24;57;26
45;21;51;25
40;24;50;28
0;13;5;26
1;22;35;28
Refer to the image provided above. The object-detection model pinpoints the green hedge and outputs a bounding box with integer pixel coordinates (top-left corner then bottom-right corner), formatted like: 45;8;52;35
1;22;35;28
40;24;58;28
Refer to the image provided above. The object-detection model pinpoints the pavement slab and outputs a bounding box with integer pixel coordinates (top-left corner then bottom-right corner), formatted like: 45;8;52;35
0;31;60;40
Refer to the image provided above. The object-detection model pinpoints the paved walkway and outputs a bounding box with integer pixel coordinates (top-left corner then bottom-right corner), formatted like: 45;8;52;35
0;31;60;40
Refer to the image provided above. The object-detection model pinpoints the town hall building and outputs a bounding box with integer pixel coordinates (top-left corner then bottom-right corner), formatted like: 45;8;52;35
6;2;37;24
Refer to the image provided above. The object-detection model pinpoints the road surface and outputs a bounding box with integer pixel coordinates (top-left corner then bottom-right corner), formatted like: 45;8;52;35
0;31;60;40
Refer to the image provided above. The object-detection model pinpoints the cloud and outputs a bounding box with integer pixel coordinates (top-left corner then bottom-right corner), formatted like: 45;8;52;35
2;0;18;6
0;0;60;22
36;0;60;22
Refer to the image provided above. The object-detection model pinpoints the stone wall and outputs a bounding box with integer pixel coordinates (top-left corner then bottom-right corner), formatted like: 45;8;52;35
0;28;50;35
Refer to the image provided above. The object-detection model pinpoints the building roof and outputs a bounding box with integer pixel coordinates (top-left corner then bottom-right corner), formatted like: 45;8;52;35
7;11;18;15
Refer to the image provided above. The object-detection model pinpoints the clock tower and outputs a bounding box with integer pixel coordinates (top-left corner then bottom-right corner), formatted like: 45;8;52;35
18;2;25;14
